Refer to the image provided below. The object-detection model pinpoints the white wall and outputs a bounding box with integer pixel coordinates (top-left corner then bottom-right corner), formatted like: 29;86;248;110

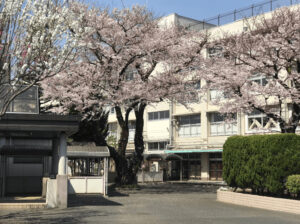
147;119;169;140
68;177;104;194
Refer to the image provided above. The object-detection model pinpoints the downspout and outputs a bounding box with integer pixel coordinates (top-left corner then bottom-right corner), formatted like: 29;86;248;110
169;100;174;147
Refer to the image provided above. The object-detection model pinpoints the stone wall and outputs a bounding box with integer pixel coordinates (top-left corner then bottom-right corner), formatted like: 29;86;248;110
217;189;300;214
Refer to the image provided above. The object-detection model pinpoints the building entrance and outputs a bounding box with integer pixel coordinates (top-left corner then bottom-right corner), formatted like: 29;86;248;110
180;153;201;180
182;160;201;180
209;153;223;180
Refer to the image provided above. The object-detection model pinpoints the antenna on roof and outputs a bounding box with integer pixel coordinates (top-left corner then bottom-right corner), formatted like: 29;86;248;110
120;0;125;8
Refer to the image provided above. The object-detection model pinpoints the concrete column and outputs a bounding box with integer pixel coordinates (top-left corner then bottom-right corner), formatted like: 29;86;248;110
58;133;67;175
201;153;209;180
201;112;208;140
56;175;68;208
56;132;68;208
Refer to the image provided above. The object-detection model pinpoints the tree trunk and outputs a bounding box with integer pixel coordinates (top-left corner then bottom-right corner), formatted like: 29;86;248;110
114;106;133;185
280;103;300;133
133;103;146;175
280;126;296;133
109;103;147;186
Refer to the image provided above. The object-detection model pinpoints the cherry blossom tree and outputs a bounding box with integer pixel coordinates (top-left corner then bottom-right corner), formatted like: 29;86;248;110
203;7;300;133
0;0;75;115
42;2;208;185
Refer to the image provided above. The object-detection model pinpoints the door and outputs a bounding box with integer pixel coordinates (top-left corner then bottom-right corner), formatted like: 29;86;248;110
189;160;201;180
209;161;223;180
170;161;180;180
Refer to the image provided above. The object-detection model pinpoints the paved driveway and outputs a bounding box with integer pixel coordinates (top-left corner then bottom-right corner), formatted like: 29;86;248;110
0;183;299;224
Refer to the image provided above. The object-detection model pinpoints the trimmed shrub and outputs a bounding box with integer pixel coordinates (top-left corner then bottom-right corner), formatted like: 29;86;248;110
223;134;300;195
286;175;300;196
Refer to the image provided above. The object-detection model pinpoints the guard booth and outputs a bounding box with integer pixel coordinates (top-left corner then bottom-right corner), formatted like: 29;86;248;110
0;85;80;208
67;143;110;196
0;113;80;208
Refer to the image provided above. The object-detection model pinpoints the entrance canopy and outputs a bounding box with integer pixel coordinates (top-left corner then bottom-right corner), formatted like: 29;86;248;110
164;153;183;161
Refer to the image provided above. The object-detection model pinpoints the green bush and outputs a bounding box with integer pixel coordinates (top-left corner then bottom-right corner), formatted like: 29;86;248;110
223;134;300;195
286;175;300;196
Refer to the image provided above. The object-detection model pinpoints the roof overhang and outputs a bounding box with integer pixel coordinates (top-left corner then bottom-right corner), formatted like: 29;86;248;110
0;113;80;138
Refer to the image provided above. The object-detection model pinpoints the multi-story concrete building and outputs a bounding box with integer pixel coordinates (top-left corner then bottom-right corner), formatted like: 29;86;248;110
107;1;300;182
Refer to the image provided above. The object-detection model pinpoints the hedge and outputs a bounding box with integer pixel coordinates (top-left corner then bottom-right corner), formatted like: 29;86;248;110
286;175;300;196
223;134;300;195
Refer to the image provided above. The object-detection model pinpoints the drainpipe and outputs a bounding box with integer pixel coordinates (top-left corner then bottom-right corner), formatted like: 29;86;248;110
169;100;174;148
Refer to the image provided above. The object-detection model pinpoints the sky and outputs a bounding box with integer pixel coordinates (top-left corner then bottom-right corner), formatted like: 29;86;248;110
89;0;269;21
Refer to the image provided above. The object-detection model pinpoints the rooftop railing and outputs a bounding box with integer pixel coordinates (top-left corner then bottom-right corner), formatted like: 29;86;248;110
200;0;300;28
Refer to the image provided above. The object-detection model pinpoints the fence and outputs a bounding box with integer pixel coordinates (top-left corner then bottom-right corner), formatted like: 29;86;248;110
197;0;300;29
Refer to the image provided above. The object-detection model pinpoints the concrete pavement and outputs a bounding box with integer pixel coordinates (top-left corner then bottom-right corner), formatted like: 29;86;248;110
0;183;299;224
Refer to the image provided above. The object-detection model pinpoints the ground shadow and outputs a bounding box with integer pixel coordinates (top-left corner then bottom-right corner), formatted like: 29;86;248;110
68;194;123;207
0;209;105;224
107;186;130;197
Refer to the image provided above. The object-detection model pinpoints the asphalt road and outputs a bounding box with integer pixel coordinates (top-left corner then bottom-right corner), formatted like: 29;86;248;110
0;183;299;224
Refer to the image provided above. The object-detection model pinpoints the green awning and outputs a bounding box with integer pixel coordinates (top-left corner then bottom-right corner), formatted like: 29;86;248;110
164;149;222;154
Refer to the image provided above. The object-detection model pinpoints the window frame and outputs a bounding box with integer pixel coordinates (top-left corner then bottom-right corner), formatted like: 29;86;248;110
209;113;237;136
245;110;280;133
148;141;169;151
250;75;268;86
128;121;136;141
108;122;118;138
148;110;170;121
178;114;201;137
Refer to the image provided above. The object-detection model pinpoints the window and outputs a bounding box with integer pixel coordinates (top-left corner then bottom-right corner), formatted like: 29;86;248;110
178;114;201;137
250;75;268;86
209;152;222;160
209;113;237;136
125;70;137;81
110;107;115;114
4;86;39;114
148;141;168;151
210;89;230;101
148;110;170;121
207;46;223;58
243;26;248;32
185;81;201;102
108;123;118;138
247;109;278;132
128;121;135;141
